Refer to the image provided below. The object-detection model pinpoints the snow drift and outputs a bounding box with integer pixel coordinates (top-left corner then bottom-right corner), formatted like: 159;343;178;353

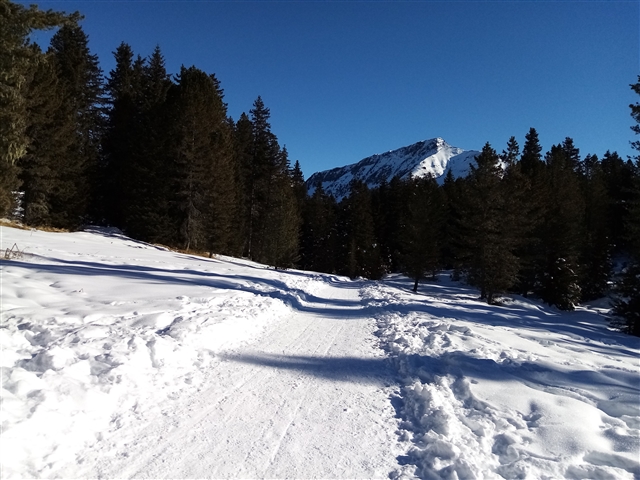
1;225;638;479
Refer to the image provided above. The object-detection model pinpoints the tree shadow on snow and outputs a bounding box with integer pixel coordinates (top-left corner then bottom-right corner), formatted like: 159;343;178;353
5;257;370;320
381;276;640;359
219;353;393;386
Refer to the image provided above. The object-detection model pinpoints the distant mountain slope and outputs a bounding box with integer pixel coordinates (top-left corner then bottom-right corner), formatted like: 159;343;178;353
306;137;479;200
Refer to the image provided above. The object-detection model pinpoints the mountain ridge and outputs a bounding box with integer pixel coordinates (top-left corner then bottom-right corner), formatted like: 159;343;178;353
306;137;479;200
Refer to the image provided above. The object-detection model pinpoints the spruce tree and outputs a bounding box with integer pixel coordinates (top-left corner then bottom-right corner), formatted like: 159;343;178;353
457;143;520;304
245;97;300;267
300;184;338;273
400;177;444;292
520;128;544;176
0;0;76;216
164;66;235;252
537;144;585;310
578;154;612;301
609;77;640;336
601;150;636;253
441;169;464;271
46;22;104;228
338;180;383;279
233;112;254;256
101;42;143;227
125;46;173;243
372;176;406;272
19;47;68;226
260;147;301;268
516;128;546;296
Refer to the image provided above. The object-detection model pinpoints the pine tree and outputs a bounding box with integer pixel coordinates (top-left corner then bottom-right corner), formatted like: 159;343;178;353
457;143;521;304
609;77;640;336
163;66;235;253
300;183;338;273
0;0;76;216
338;180;383;279
516;128;547;296
578;154;612;301
125;46;173;243
101;42;143;227
400;177;444;292
45;22;104;228
244;97;300;267
537;144;585;310
19;47;68;226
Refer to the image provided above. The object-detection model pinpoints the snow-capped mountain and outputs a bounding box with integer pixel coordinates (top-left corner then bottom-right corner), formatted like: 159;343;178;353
306;137;479;200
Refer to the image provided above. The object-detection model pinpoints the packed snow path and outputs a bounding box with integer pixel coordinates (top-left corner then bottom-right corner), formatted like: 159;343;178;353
1;226;400;478
2;226;639;479
72;280;399;479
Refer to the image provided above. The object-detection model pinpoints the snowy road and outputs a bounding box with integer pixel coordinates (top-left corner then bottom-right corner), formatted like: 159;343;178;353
2;225;639;479
72;281;399;479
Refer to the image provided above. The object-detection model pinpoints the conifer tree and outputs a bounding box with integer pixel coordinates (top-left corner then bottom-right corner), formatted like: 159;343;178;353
125;46;173;242
44;22;103;228
609;77;640;336
300;184;338;273
457;143;520;304
233;112;254;255
260;147;301;268
400;177;444;292
244;97;300;267
101;42;143;227
164;66;235;252
601;150;636;253
338;180;383;279
537;144;585;309
516;129;547;296
19;47;68;226
579;154;612;301
520;128;544;176
441;169;464;271
0;0;76;216
372;176;406;272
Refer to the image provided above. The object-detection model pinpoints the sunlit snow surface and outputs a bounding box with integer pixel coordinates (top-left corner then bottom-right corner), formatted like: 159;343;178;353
1;226;639;479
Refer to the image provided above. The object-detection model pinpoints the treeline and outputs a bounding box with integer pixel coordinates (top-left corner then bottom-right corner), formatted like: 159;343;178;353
2;2;638;335
299;130;640;335
2;6;303;267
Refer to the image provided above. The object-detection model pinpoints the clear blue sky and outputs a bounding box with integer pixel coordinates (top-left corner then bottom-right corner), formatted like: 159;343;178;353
21;0;640;178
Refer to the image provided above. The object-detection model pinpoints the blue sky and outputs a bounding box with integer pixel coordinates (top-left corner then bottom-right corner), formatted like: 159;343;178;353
22;0;640;177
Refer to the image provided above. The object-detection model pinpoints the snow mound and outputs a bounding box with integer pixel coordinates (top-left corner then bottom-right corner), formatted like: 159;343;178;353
0;227;295;478
368;274;640;479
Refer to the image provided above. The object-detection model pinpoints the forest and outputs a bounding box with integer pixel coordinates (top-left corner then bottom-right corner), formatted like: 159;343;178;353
1;1;639;336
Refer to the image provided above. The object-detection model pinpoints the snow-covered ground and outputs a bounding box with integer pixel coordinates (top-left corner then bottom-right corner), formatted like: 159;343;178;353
1;225;639;479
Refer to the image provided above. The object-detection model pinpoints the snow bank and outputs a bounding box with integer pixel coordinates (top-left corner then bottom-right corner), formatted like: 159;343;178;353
0;226;295;478
370;275;640;479
2;226;639;479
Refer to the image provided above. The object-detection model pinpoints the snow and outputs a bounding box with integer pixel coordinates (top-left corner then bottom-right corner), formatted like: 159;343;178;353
2;225;639;479
306;137;480;200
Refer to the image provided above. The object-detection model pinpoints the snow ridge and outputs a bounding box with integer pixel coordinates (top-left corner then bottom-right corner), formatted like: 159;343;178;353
306;137;479;200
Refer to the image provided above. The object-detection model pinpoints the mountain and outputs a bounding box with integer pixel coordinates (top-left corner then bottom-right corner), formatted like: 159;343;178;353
306;137;479;200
